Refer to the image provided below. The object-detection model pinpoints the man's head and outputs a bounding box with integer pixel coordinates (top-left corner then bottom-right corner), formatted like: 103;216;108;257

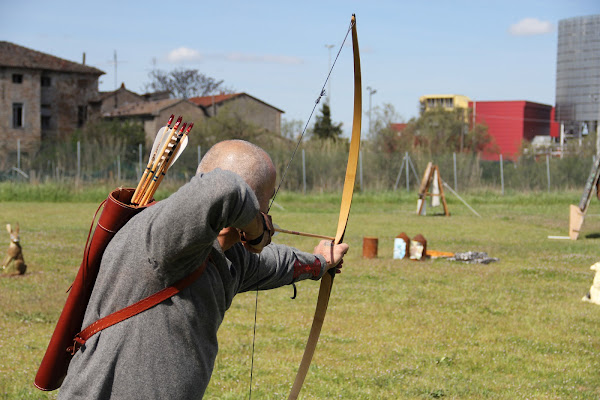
197;140;276;212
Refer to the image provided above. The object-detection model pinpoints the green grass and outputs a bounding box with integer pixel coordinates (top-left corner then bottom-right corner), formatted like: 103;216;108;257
1;189;600;399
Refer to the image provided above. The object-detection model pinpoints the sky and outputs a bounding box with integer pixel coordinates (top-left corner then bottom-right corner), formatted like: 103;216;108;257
2;1;599;138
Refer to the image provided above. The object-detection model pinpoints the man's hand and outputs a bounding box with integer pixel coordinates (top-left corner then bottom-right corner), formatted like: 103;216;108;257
217;227;241;252
240;212;274;254
313;240;349;274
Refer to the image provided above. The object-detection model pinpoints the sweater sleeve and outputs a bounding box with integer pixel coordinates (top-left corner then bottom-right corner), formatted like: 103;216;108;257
120;168;261;285
230;243;327;293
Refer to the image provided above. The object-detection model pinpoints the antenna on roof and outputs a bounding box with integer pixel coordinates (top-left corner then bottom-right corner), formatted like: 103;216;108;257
113;50;117;91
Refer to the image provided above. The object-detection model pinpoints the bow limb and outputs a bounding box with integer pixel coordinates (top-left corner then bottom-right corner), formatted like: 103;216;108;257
288;14;362;400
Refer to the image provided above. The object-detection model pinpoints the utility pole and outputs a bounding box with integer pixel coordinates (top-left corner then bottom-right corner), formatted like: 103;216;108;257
113;50;118;90
591;94;600;157
325;44;334;104
366;86;377;136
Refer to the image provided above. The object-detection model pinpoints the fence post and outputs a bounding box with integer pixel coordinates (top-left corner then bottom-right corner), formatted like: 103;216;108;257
17;139;21;170
77;141;81;182
359;150;363;191
546;154;550;192
500;154;504;195
117;155;121;181
138;143;143;179
405;152;409;192
453;152;457;191
302;149;306;195
393;156;404;191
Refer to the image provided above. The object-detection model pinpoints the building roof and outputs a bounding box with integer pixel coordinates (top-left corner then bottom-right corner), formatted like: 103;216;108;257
98;83;143;101
0;41;105;75
103;98;184;117
189;93;238;107
189;92;284;113
390;123;408;132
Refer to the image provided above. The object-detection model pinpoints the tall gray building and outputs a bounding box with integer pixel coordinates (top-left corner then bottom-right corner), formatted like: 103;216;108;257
555;14;600;139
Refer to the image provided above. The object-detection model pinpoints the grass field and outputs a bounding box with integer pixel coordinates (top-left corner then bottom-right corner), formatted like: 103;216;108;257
1;188;600;399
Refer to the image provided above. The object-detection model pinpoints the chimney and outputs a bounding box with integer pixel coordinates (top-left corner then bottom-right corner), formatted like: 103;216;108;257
82;52;86;65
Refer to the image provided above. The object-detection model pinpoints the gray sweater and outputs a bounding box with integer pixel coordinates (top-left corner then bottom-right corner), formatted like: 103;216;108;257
58;169;326;399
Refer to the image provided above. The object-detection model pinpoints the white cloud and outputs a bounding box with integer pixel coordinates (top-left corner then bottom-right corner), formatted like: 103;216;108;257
166;47;203;63
509;18;554;36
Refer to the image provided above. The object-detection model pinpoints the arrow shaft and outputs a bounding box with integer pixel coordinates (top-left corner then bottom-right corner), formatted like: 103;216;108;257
274;227;334;241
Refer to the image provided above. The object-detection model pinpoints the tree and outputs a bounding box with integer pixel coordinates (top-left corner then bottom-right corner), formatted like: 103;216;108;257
368;103;409;154
145;68;230;99
281;118;305;141
401;107;494;155
311;102;343;141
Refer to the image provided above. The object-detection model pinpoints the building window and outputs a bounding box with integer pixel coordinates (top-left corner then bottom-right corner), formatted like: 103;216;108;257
41;115;51;129
77;105;87;127
12;103;24;128
12;74;23;84
41;76;51;87
41;104;52;129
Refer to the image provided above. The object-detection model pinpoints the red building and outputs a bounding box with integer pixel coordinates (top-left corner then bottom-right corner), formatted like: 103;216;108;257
469;101;555;161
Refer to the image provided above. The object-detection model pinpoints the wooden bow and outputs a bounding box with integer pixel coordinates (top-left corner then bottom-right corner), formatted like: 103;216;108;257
287;14;362;400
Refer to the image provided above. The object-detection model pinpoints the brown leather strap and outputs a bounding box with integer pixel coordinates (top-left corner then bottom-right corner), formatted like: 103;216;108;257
68;258;209;355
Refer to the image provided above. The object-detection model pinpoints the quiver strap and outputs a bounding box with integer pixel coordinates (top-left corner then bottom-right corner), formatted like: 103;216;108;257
68;258;208;355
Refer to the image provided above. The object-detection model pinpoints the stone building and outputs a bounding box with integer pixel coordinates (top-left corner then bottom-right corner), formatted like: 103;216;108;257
93;83;146;116
189;93;283;134
103;98;206;146
0;41;104;155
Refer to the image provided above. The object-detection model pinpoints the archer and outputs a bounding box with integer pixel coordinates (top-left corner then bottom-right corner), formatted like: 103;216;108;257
57;139;349;399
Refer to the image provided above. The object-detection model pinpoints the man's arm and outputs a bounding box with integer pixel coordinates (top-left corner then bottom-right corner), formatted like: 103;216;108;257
126;169;261;284
234;240;348;293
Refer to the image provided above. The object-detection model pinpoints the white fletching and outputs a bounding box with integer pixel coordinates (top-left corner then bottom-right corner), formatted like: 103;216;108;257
171;136;189;165
149;126;172;163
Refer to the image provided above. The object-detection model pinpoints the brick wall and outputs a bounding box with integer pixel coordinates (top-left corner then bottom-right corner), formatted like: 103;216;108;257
0;67;100;155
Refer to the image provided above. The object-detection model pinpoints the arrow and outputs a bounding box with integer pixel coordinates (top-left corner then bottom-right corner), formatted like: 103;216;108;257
274;226;334;241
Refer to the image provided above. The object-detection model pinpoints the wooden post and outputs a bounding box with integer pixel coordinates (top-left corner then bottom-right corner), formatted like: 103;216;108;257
546;154;551;192
417;163;449;216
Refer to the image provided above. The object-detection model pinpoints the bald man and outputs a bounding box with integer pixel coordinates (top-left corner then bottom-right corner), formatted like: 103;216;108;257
58;140;349;400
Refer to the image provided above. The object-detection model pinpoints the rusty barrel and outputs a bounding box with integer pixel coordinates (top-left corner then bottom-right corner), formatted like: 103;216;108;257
362;237;378;258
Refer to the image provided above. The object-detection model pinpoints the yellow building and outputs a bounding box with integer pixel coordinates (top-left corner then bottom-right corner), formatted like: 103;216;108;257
419;94;471;114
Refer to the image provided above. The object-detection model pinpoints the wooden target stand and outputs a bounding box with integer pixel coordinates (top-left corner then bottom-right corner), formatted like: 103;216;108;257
417;162;450;216
569;157;600;240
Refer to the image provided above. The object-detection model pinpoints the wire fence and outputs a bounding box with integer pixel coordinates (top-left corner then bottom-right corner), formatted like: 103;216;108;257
2;138;596;194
